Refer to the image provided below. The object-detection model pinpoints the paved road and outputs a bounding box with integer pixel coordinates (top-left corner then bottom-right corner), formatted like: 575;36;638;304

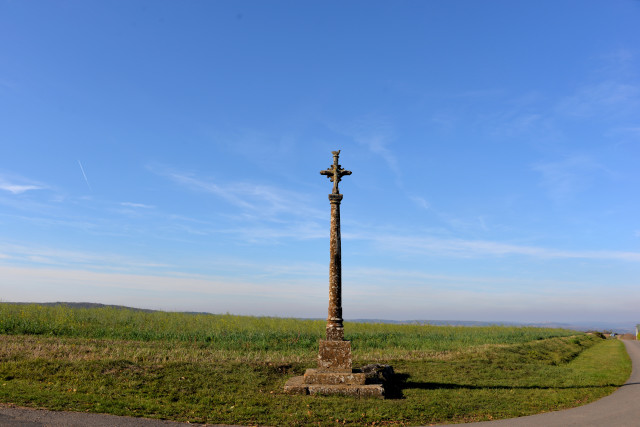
1;340;638;426
453;340;640;427
0;406;238;427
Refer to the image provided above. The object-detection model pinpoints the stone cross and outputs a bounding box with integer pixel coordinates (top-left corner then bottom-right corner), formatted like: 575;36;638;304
283;151;386;396
320;150;352;195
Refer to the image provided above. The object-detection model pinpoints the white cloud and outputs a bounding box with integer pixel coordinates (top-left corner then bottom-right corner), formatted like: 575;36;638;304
409;195;430;211
203;128;297;169
0;181;45;194
556;81;640;119
225;221;326;242
532;155;612;201
329;116;400;176
607;126;640;139
120;202;155;209
158;168;323;222
0;173;48;195
0;242;172;272
349;230;640;262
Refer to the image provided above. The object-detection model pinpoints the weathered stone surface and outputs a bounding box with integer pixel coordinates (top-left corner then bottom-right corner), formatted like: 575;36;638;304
307;383;384;397
318;339;352;371
303;369;366;385
356;364;395;383
284;375;384;398
326;193;344;341
320;151;351;343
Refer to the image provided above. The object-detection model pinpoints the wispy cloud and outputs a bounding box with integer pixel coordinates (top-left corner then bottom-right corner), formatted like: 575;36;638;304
556;80;640;119
532;155;612;201
120;202;155;209
556;48;640;121
0;183;43;194
0;242;171;273
158;168;323;221
0;176;46;195
225;221;326;242
409;195;430;211
329;116;400;176
204;128;298;169
606;126;640;143
349;229;640;263
478;91;559;141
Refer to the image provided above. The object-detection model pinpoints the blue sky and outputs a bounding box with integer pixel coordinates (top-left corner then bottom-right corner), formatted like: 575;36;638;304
1;1;639;324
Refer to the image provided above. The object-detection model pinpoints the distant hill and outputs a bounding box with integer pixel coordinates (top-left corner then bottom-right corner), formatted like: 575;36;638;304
2;301;211;316
4;301;158;313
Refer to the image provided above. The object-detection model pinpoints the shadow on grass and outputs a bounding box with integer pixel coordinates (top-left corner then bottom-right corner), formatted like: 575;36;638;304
385;373;620;400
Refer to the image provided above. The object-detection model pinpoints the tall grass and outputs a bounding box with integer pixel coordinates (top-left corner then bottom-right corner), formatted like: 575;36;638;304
0;303;577;354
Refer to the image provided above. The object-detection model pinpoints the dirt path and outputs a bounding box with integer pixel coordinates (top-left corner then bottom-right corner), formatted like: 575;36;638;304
453;339;640;426
1;341;637;426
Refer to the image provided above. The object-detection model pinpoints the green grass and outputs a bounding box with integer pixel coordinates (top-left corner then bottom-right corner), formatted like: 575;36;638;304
0;303;580;358
0;303;632;426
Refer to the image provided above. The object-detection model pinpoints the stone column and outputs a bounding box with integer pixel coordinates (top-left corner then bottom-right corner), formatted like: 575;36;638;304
326;193;344;341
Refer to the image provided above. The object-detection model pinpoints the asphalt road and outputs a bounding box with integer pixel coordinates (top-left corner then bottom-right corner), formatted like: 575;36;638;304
0;407;235;427
1;340;638;426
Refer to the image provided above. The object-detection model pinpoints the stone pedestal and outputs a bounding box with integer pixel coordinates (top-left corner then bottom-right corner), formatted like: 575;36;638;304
283;363;392;398
318;339;351;371
283;338;387;397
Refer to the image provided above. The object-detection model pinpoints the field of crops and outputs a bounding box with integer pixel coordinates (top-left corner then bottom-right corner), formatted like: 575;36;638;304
0;303;632;426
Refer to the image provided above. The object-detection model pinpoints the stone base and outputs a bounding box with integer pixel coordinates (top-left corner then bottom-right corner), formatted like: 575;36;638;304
283;375;384;398
318;340;352;371
283;364;393;398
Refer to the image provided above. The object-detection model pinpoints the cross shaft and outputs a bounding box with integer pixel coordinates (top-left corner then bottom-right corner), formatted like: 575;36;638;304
319;150;351;341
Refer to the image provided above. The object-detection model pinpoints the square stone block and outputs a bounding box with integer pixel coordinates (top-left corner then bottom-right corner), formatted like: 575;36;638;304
318;340;352;371
307;383;384;398
303;368;366;385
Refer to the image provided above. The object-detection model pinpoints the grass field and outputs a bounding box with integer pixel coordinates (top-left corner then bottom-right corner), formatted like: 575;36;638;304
0;303;632;426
